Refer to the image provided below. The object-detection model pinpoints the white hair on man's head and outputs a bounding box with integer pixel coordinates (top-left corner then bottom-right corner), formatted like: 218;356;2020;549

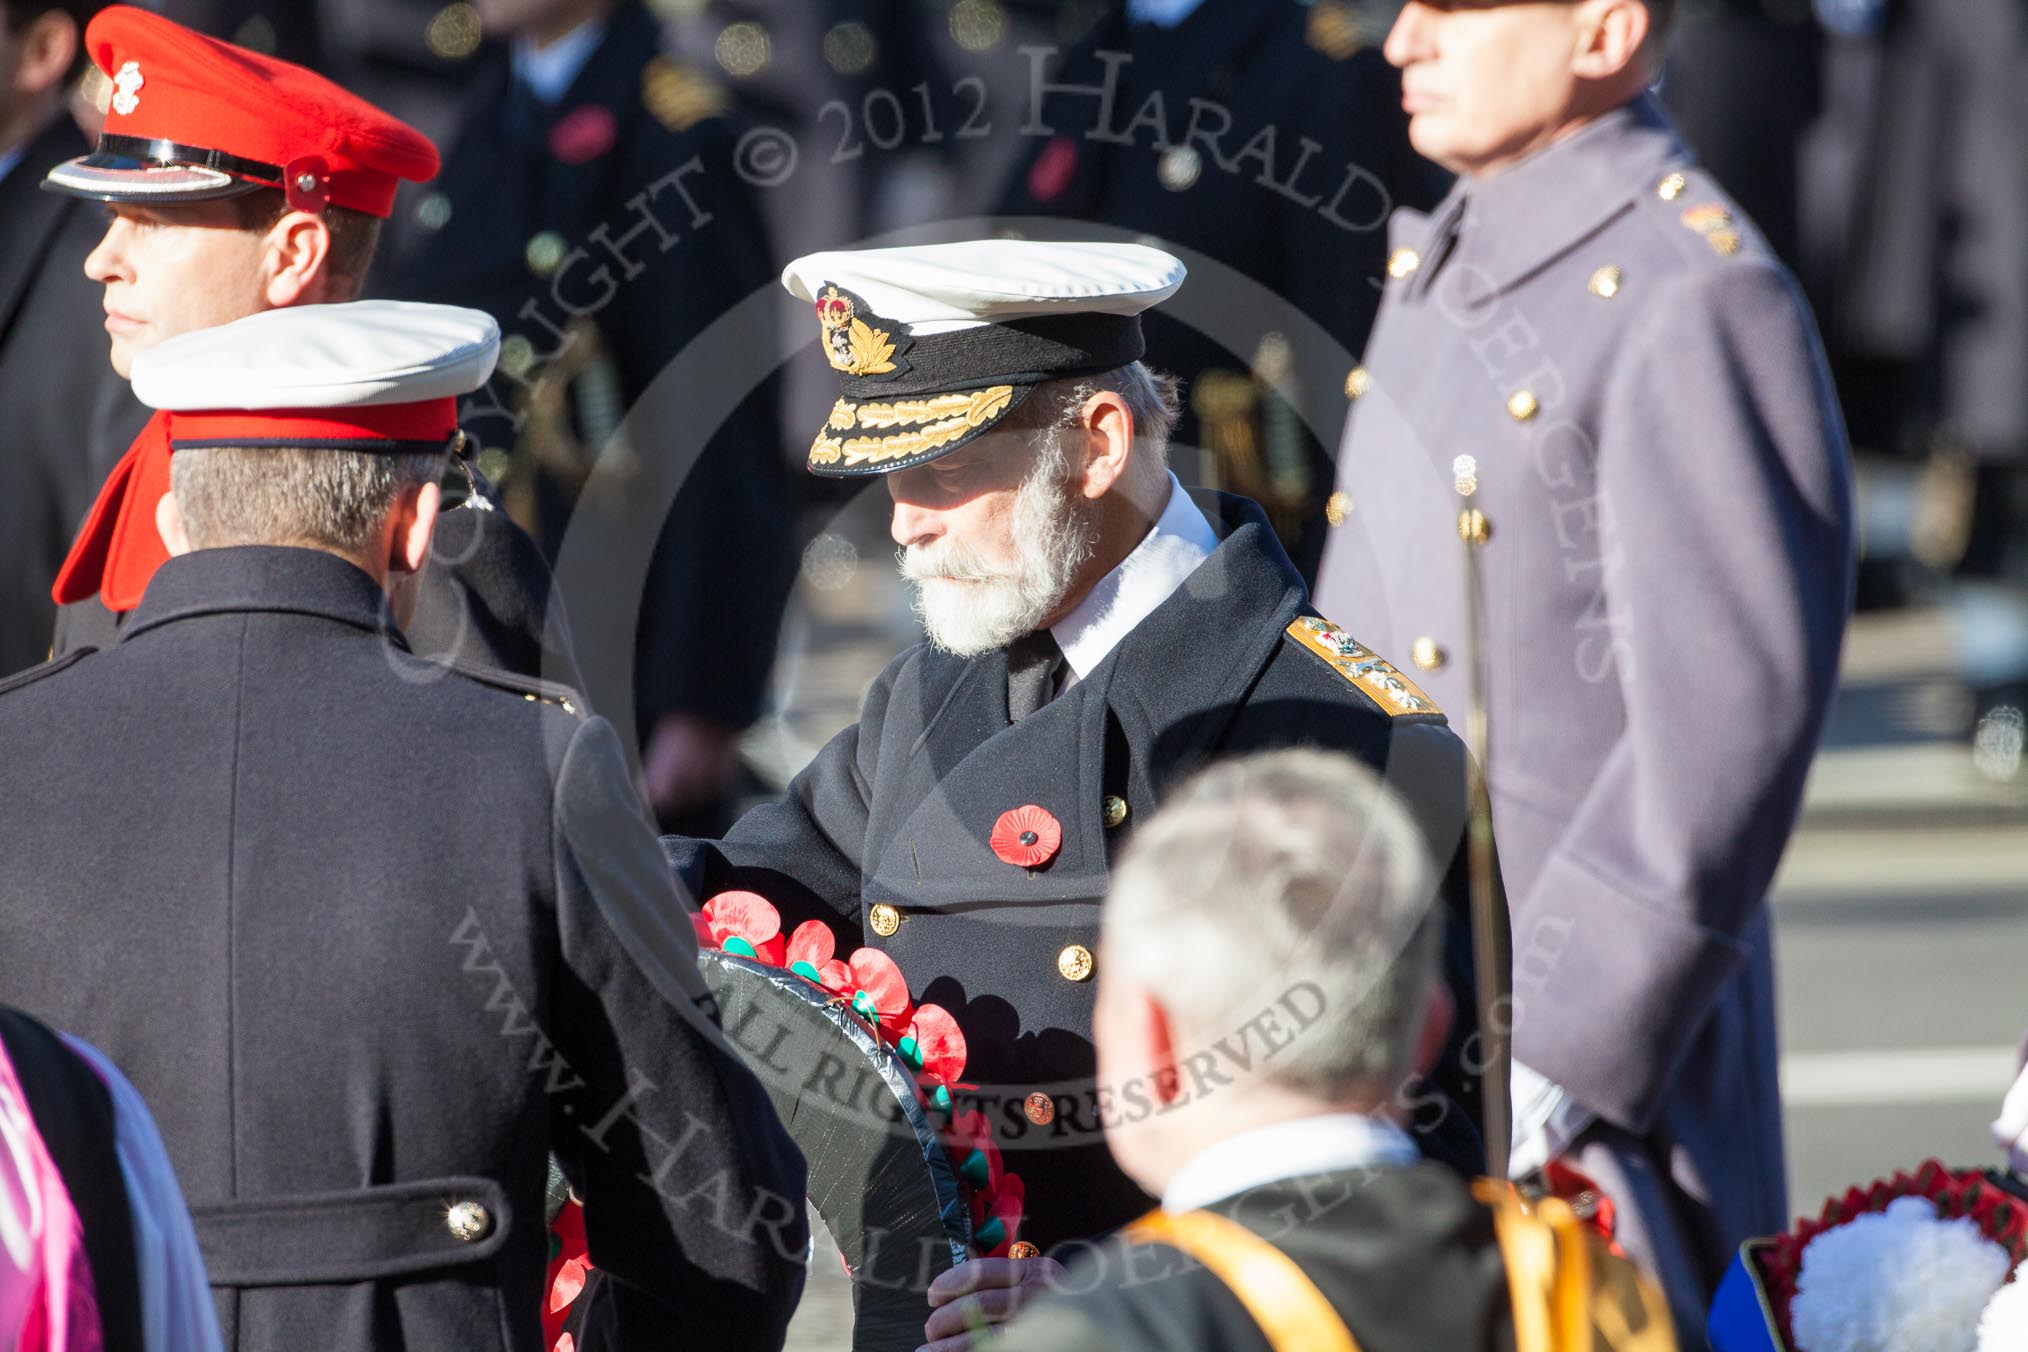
1104;748;1441;1099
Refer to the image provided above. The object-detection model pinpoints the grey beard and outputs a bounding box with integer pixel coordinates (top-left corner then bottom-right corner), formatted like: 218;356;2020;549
898;435;1099;657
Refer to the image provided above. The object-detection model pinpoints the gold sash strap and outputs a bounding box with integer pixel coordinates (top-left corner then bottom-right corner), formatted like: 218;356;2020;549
1471;1180;1677;1352
1123;1209;1362;1352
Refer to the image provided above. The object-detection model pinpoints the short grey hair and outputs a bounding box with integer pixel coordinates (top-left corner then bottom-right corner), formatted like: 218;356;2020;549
1008;360;1182;495
170;446;446;553
1103;748;1441;1099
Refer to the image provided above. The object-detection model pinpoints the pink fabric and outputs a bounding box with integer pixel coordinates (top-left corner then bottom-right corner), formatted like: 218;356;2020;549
0;1044;103;1352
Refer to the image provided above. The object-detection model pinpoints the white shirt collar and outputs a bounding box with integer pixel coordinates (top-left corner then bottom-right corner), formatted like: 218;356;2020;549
1050;473;1217;683
1128;0;1208;28
1161;1112;1420;1215
512;17;606;105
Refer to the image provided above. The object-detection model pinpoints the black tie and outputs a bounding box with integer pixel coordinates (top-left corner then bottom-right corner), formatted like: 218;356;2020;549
1006;630;1068;722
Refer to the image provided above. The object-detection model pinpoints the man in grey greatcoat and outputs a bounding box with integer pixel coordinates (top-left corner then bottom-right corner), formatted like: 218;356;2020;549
1311;0;1855;1325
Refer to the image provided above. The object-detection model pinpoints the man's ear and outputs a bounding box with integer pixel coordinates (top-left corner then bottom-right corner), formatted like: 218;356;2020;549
389;478;442;577
262;212;336;308
14;11;79;99
1142;989;1185;1107
155;491;192;557
1075;390;1136;501
1571;0;1651;83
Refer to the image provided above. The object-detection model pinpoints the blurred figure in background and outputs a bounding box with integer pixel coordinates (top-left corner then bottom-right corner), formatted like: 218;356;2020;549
0;0;142;676
377;0;798;833
998;0;1448;581
1800;0;2028;777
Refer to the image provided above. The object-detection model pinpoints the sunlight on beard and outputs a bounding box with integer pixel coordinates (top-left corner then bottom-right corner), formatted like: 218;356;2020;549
897;434;1099;657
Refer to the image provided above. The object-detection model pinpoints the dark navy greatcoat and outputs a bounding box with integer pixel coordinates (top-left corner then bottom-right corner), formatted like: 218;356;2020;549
0;546;807;1350
666;492;1484;1251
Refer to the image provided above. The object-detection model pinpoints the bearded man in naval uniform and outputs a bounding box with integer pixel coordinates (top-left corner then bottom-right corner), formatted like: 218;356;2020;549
662;239;1492;1346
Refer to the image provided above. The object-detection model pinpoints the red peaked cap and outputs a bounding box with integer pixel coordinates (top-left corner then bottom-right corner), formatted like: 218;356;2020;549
83;5;439;217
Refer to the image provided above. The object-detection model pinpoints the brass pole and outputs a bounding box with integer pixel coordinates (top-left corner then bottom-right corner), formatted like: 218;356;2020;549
1453;454;1512;1178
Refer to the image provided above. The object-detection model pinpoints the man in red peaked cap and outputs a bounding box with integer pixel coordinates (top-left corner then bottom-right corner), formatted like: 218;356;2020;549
41;4;583;690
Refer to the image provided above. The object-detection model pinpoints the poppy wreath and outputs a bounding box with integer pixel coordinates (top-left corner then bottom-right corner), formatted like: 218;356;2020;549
1709;1160;2028;1352
542;891;1030;1347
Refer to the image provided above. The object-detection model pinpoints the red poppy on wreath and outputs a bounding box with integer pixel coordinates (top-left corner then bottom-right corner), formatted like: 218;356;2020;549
842;946;914;1038
699;891;786;965
784;918;853;991
989;805;1061;868
542;1196;591;1351
970;1171;1027;1257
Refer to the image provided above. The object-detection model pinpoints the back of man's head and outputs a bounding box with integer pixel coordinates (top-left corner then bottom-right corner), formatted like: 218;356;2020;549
170;445;444;555
1103;748;1441;1105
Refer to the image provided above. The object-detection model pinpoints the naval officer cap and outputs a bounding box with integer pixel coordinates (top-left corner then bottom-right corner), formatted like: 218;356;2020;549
130;300;499;452
781;240;1186;477
43;5;438;217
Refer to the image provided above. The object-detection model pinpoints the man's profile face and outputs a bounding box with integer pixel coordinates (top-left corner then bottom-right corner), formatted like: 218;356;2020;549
85;200;271;378
886;426;1099;656
1384;1;1588;177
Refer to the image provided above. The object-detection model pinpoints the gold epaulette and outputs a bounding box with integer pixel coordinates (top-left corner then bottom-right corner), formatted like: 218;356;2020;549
642;57;729;136
1284;616;1440;717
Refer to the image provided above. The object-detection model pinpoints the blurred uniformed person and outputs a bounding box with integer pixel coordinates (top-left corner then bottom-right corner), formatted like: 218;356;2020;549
663;239;1489;1344
0;301;808;1350
1312;0;1854;1327
41;4;584;688
995;750;1674;1352
998;0;1449;580
376;0;798;833
0;0;141;676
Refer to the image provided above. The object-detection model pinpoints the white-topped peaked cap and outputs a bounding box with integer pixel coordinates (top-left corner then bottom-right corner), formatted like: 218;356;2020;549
131;300;500;413
780;240;1187;477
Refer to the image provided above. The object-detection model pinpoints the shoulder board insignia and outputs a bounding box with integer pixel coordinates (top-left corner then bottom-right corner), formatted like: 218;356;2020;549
642;57;729;136
1680;203;1742;257
0;647;94;697
1284;617;1440;717
446;657;586;717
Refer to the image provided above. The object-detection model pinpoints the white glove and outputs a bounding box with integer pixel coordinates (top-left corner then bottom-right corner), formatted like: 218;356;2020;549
1509;1059;1596;1178
1992;1054;2028;1173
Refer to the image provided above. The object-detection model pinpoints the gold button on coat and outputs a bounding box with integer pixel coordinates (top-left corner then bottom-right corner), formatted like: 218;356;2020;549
1343;366;1370;399
1324;491;1353;526
1506;389;1539;422
1386;247;1420;279
1588;265;1623;299
1657;171;1687;201
1009;1241;1042;1259
868;903;900;937
446;1200;491;1242
1057;944;1094;982
1025;1092;1056;1125
1458;509;1492;545
1102;795;1129;829
1410;637;1445;672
